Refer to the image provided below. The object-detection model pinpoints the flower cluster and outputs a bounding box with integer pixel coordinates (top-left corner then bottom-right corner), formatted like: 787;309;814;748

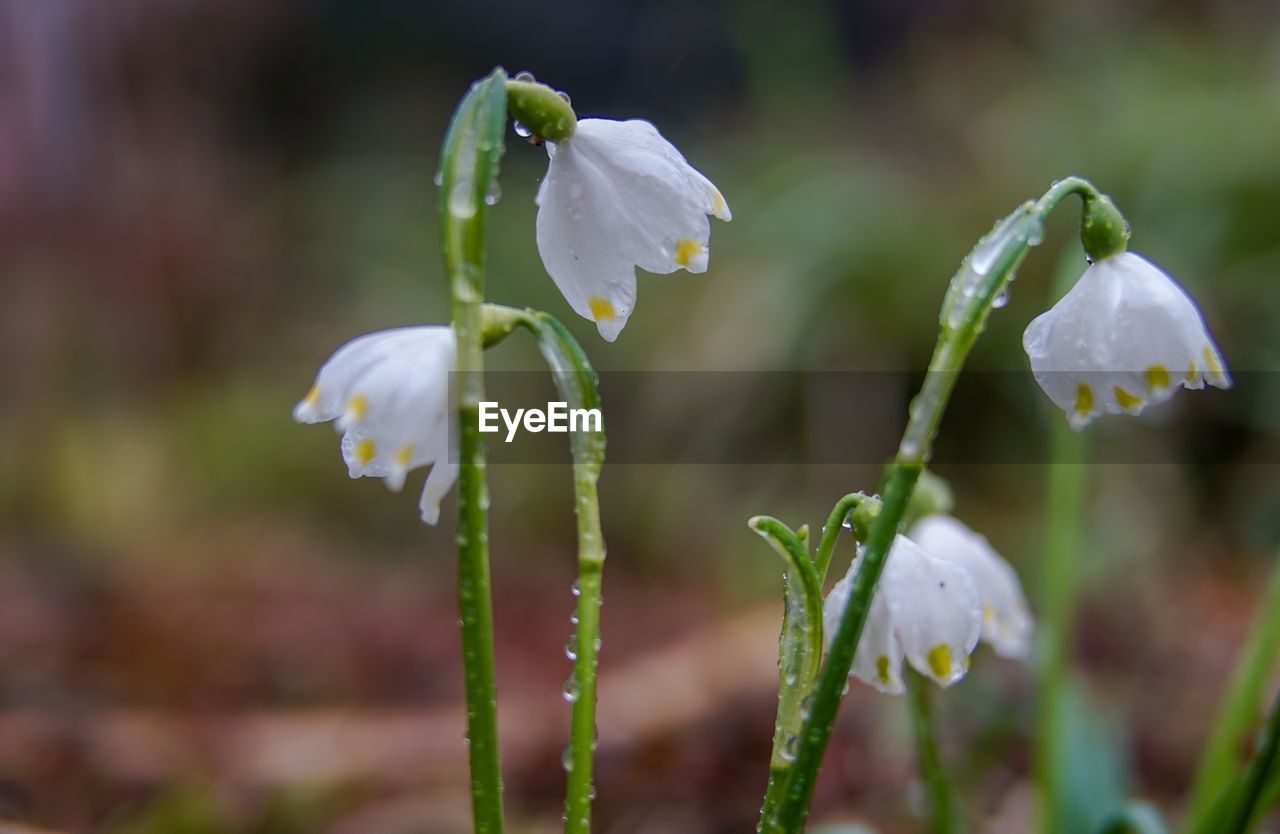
824;514;1032;694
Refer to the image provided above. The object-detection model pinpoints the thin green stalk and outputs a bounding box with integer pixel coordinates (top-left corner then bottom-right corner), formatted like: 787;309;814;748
909;671;965;834
483;305;608;834
1183;556;1280;833
534;314;608;834
1036;251;1092;834
1096;803;1168;834
439;68;508;834
1217;691;1280;834
763;177;1118;833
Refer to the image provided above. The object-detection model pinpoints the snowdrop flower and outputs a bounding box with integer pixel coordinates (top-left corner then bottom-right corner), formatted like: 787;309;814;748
293;326;458;524
908;515;1032;659
1023;252;1231;430
824;535;982;695
535;118;731;341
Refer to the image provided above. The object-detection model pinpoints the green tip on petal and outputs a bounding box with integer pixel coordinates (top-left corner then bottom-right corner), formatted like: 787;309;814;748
506;78;577;143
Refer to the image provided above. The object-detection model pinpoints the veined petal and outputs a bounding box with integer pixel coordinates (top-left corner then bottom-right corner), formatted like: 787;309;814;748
824;560;906;695
908;515;1033;659
1023;252;1230;429
296;326;457;525
880;535;983;687
534;118;729;340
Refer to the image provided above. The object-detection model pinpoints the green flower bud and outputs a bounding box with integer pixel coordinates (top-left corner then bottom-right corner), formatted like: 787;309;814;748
1080;192;1130;263
506;78;576;143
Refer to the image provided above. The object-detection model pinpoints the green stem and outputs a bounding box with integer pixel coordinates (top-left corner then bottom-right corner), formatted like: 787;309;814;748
1096;803;1168;834
1035;249;1093;834
1218;691;1280;834
440;68;508;834
1182;555;1280;833
909;671;965;834
763;177;1118;833
484;306;608;834
813;493;877;583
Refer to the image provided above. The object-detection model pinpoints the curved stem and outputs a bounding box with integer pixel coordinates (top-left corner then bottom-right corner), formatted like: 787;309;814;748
440;69;508;834
909;671;965;834
763;177;1119;833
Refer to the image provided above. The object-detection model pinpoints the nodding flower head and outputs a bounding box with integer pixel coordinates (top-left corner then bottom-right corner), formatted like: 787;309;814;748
908;514;1033;660
824;534;982;695
293;326;458;524
1023;251;1230;430
534;118;731;341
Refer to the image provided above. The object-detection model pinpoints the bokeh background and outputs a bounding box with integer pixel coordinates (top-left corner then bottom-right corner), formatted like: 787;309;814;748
3;1;1280;832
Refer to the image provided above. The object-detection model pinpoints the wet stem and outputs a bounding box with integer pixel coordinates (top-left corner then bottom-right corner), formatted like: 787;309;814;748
762;176;1118;834
565;468;604;834
909;670;965;834
441;69;508;834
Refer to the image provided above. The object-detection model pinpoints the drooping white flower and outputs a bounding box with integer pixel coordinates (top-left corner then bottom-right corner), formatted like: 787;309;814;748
535;118;731;341
293;326;458;524
1022;251;1231;430
908;515;1033;659
823;534;982;695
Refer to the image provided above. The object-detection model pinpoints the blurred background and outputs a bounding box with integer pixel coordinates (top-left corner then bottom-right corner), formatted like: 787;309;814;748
2;1;1280;831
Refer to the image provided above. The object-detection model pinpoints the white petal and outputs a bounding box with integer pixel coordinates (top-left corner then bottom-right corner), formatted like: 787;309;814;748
880;535;982;688
297;326;457;524
824;562;907;695
908;515;1033;659
1023;252;1230;429
534;118;729;340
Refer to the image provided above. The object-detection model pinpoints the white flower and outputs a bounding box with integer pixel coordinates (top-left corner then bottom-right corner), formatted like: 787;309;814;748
293;326;458;524
907;515;1033;659
1023;251;1231;430
535;118;731;341
823;534;982;695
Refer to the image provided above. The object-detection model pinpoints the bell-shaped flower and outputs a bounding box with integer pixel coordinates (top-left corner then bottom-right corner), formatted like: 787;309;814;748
1022;251;1231;430
908;515;1033;659
823;535;982;695
535;118;731;341
293;326;458;524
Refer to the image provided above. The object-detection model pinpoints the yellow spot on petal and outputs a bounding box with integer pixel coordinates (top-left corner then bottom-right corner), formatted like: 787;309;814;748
876;655;891;685
927;644;952;680
674;239;702;267
1074;383;1094;417
1114;386;1142;410
711;190;726;215
1145;365;1170;391
588;296;616;322
395;444;416;467
983;604;995;623
347;394;369;422
1186;362;1197;382
355;439;376;466
303;385;321;406
1203;345;1224;377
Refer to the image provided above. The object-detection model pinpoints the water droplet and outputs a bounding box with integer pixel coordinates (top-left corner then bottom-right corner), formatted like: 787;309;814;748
992;289;1009;309
780;734;798;762
557;90;572;105
448;180;477;220
561;745;574;771
800;695;814;718
565;635;578;661
514;70;536;83
485;181;502;206
569;612;580;625
571;579;582;597
432;169;443;187
562;675;580;702
514;121;532;139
